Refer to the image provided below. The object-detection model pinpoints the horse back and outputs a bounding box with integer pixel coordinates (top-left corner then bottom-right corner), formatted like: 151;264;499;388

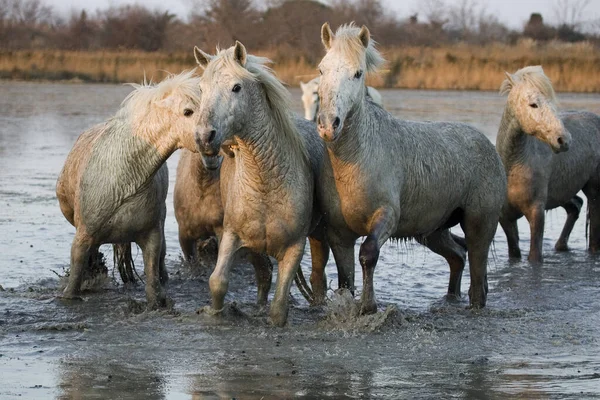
56;124;106;227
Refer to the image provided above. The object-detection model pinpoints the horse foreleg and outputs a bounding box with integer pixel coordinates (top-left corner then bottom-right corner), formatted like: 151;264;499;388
208;231;241;312
308;234;330;306
63;232;92;299
247;252;273;307
525;205;545;263
500;217;521;259
359;207;396;315
269;241;306;327
420;229;466;301
555;196;584;252
328;234;356;293
137;228;167;310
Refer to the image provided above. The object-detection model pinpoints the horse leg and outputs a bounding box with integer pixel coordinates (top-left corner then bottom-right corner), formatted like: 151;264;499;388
247;252;273;307
463;212;498;308
269;240;306;327
419;229;466;301
137;228;167;310
499;217;521;259
451;233;467;252
583;182;600;252
179;229;198;263
63;232;92;298
524;204;545;263
208;231;241;312
555;196;584;251
328;233;356;293
159;233;168;285
359;207;396;315
308;234;330;306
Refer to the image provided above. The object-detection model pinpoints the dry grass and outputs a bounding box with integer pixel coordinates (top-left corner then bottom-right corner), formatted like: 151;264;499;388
1;41;599;92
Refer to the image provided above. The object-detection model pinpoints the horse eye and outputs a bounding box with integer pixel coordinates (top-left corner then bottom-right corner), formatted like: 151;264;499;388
232;84;241;93
183;108;194;117
354;70;363;79
319;69;323;76
529;103;538;108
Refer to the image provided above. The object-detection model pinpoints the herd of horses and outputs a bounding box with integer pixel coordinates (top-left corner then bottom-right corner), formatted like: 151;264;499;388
56;23;600;326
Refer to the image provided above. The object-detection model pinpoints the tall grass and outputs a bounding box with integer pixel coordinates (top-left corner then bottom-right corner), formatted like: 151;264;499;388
1;41;599;92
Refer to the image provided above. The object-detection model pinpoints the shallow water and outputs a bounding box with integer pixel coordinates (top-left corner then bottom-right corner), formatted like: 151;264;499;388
1;82;600;399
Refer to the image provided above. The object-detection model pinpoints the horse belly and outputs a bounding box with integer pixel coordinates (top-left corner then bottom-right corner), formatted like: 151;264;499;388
395;202;458;237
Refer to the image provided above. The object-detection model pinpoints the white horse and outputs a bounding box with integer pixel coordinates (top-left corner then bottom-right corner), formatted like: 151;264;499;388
300;76;383;122
56;71;202;309
316;23;507;313
497;65;600;263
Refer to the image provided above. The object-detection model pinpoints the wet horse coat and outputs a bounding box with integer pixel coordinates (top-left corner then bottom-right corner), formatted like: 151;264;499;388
56;71;202;308
497;65;600;262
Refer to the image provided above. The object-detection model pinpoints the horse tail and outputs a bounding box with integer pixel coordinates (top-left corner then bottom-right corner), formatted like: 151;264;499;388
113;243;137;284
586;199;590;247
294;267;314;305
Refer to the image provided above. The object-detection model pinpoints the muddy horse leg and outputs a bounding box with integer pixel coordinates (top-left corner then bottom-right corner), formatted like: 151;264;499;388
137;228;167;310
328;233;356;294
555;196;584;251
463;212;498;308
500;216;521;259
208;231;241;312
247;252;273;307
524;204;545;263
159;233;168;285
420;229;466;301
359;207;396;315
63;232;92;298
178;229;198;263
308;233;330;306
269;240;307;327
583;182;600;253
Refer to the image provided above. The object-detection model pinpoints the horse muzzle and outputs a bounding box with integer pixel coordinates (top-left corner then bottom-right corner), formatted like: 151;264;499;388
317;115;341;142
201;154;222;170
195;126;220;155
550;131;571;153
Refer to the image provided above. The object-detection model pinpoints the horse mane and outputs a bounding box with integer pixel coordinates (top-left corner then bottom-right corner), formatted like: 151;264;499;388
500;65;557;104
119;69;202;119
204;46;309;161
330;23;385;73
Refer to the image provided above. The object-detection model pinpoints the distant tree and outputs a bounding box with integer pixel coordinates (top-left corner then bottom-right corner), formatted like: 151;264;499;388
523;13;555;41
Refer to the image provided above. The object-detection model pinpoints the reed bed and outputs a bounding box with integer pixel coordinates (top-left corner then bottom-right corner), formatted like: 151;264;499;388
1;41;599;92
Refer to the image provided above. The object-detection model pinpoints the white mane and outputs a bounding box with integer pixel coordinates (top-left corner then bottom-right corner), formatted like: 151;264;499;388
331;23;385;73
500;65;557;104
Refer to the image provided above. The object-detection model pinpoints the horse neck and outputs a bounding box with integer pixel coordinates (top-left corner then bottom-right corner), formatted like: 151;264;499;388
235;110;306;194
329;95;378;163
94;116;173;200
496;105;531;170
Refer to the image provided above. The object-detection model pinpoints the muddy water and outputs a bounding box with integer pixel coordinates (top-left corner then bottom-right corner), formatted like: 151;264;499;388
1;82;600;399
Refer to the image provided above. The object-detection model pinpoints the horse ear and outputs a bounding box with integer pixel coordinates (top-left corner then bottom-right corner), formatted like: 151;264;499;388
233;41;247;67
358;25;370;48
504;71;516;86
194;46;212;69
321;22;333;50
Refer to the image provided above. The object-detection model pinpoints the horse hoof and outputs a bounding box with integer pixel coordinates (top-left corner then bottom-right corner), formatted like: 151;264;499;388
268;309;289;327
359;301;378;315
445;293;462;303
554;242;569;252
196;305;223;316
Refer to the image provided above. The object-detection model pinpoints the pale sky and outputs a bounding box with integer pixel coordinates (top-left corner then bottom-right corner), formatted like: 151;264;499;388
47;0;600;30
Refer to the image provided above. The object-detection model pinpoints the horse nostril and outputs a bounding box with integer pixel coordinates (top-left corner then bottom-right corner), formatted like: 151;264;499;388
317;115;322;126
206;129;216;144
557;136;564;146
332;117;340;129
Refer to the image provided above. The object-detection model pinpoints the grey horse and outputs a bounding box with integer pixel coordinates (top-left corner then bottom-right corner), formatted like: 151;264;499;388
316;23;507;313
497;65;600;263
56;71;202;308
193;42;329;326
